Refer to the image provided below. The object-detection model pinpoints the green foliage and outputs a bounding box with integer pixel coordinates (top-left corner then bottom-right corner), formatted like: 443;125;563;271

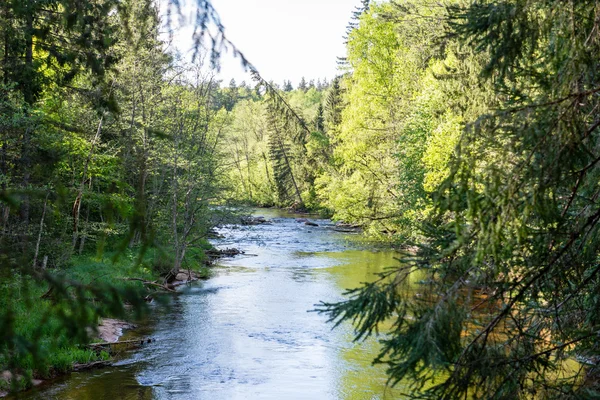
0;0;229;388
320;0;600;397
0;250;152;382
315;2;448;239
222;75;327;210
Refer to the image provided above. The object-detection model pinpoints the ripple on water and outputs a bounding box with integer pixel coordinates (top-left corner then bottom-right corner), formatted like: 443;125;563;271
18;209;405;400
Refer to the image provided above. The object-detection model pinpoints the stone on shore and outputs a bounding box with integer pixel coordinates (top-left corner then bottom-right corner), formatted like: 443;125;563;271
97;319;137;343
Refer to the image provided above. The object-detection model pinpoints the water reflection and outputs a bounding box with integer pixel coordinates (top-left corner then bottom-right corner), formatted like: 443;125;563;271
15;209;408;400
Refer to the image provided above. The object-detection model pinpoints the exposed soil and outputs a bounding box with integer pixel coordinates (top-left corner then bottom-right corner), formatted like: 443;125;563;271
97;318;137;343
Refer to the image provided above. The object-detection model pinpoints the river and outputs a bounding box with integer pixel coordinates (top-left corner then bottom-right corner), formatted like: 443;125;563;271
16;209;406;399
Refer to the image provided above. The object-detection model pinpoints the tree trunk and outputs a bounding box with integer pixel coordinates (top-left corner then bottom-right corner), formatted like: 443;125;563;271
277;136;304;208
33;192;49;268
72;115;104;251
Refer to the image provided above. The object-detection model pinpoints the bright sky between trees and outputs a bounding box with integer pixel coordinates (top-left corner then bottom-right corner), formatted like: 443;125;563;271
171;0;361;87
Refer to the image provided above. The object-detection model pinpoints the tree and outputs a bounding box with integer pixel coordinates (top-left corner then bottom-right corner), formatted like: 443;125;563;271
320;0;600;398
0;0;236;384
161;68;225;279
266;102;304;208
324;76;344;132
298;77;308;92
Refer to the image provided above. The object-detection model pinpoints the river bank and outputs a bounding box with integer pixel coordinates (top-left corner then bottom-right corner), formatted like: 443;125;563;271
0;244;218;398
13;208;407;400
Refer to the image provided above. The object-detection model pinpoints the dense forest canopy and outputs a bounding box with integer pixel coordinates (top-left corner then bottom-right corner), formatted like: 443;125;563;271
2;0;600;398
319;0;600;398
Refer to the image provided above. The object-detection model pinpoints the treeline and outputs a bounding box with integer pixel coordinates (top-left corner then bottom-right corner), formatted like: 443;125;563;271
222;78;328;209
221;1;463;240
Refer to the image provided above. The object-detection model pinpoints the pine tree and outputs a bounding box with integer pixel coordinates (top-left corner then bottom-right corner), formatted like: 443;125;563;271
339;0;371;67
298;77;308;92
266;103;304;208
314;104;324;133
324;76;344;131
283;80;293;92
316;78;324;91
320;1;600;397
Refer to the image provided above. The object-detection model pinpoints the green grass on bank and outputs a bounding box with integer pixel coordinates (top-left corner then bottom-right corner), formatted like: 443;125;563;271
0;244;214;392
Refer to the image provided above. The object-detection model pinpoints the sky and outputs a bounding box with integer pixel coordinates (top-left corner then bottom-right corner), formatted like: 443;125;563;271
170;0;360;87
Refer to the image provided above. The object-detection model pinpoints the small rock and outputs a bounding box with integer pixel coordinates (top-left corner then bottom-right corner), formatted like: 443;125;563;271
175;272;189;281
97;319;136;343
305;221;319;227
240;216;272;226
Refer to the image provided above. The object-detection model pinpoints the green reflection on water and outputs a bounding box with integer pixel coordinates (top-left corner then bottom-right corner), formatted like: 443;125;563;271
320;249;411;400
17;248;419;400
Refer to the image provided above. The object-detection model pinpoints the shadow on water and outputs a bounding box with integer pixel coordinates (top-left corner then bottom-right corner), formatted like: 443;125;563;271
15;209;411;400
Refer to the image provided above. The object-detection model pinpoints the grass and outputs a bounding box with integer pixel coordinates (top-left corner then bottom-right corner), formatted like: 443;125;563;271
0;242;215;391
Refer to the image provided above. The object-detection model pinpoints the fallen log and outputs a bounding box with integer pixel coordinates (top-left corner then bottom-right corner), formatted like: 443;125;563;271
72;360;112;371
122;277;176;292
330;228;360;233
87;338;154;349
205;248;244;258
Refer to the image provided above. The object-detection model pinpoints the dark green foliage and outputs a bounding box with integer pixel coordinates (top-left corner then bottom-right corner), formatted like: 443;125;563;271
319;0;600;398
298;77;308;92
324;76;344;130
0;0;229;388
314;104;324;133
1;0;122;107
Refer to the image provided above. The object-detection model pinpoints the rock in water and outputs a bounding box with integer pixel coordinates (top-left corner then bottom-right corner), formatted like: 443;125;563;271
175;272;189;281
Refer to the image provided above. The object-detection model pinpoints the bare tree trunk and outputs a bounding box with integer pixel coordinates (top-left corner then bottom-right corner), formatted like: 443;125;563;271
20;14;34;235
232;142;248;196
244;138;253;200
72;114;104;251
262;152;275;193
78;204;90;255
33;192;49;268
170;112;182;278
1;141;8;234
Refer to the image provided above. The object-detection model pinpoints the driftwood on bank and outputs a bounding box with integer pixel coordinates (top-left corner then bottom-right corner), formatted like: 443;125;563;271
87;338;154;350
205;248;244;258
72;360;113;371
328;222;362;233
122;277;176;292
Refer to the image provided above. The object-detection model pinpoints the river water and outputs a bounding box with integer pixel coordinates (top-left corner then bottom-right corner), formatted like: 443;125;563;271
17;209;406;399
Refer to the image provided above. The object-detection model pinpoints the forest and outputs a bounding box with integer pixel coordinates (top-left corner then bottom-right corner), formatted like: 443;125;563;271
2;0;600;398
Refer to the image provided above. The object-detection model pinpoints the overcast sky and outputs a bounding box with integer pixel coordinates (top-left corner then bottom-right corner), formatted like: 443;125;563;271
169;0;360;87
